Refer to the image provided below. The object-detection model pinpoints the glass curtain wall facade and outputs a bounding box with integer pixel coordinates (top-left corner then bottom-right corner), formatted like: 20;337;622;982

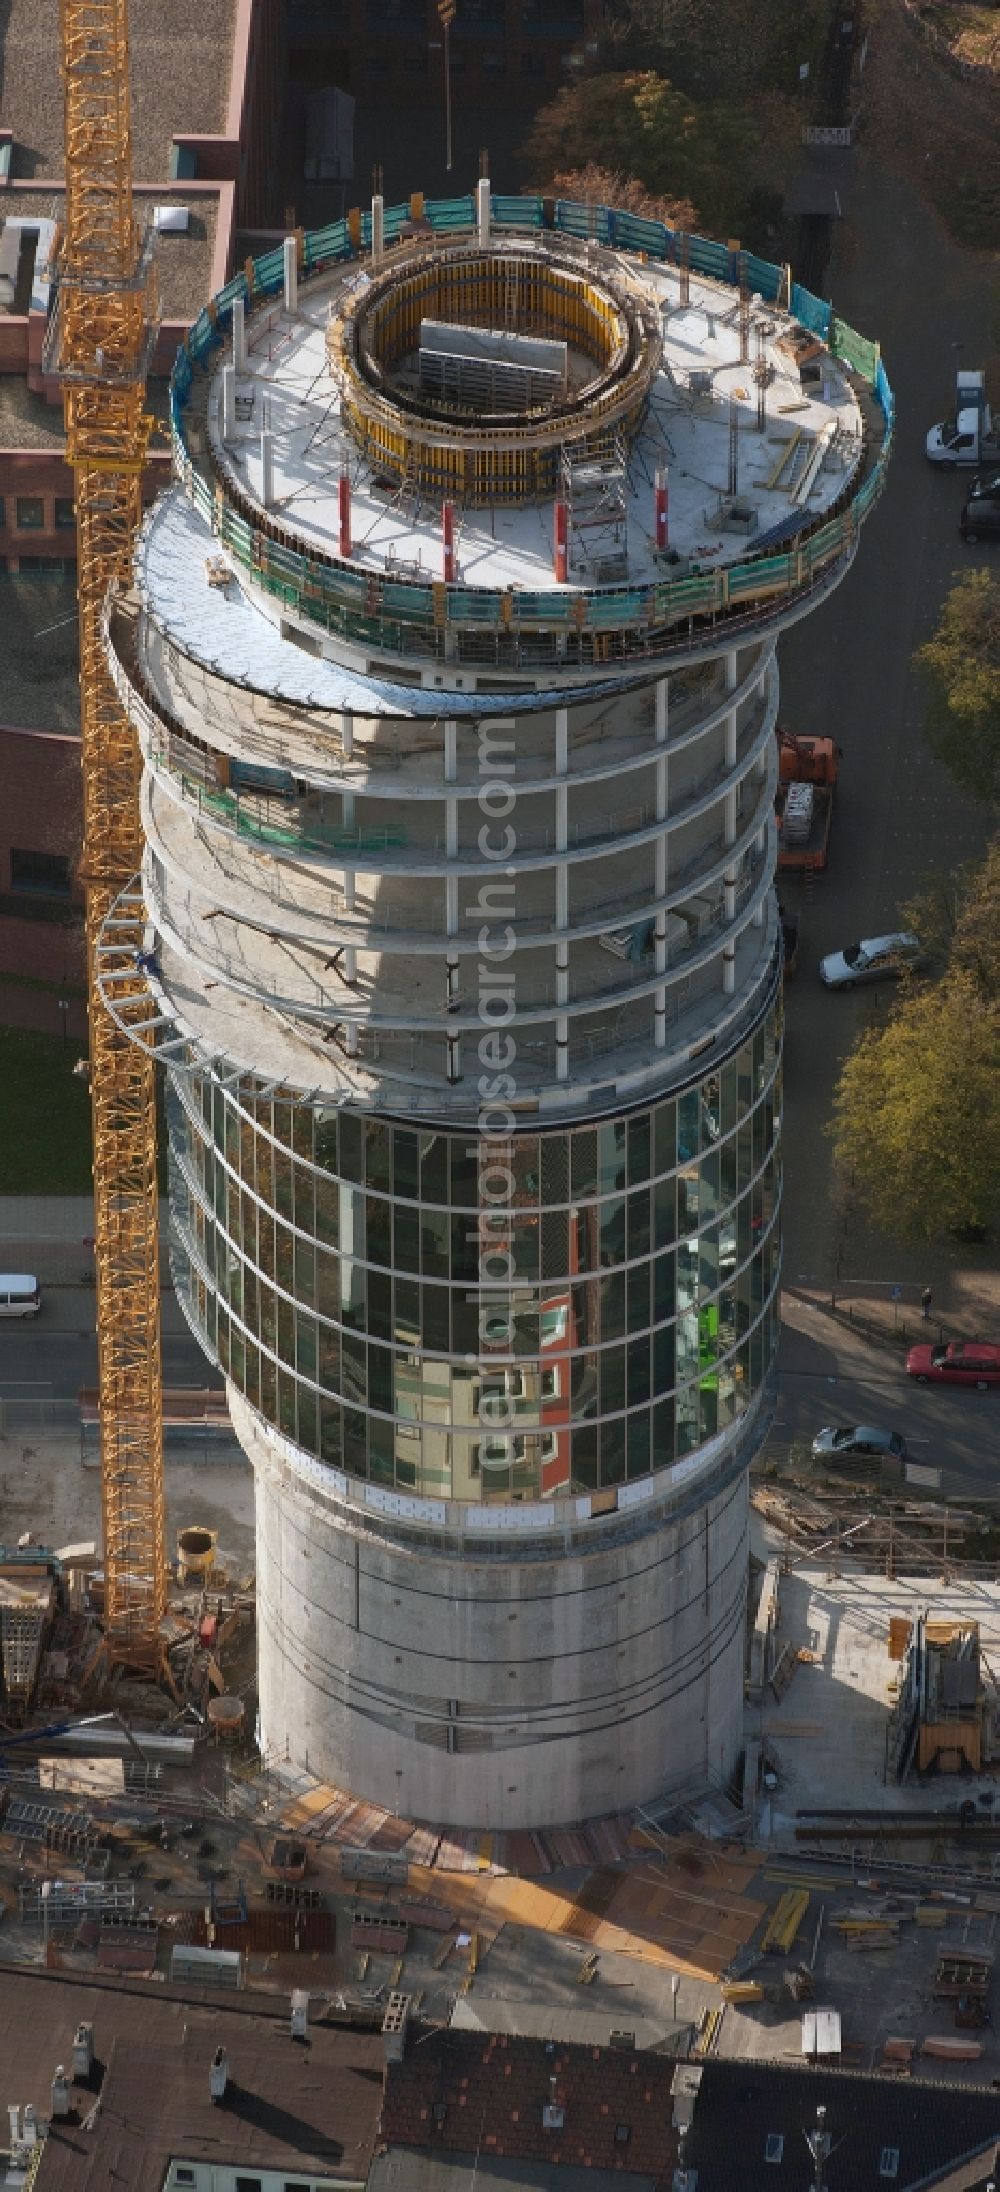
169;995;781;1505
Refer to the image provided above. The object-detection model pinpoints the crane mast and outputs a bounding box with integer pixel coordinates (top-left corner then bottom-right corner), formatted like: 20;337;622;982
55;0;165;1667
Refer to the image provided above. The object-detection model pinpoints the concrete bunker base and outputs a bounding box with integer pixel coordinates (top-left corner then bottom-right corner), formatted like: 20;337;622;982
232;1388;755;1831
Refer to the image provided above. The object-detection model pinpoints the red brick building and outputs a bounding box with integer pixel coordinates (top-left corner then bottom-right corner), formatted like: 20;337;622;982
0;0;288;990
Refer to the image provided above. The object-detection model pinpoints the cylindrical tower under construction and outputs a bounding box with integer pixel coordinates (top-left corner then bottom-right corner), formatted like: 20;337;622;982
102;186;889;1826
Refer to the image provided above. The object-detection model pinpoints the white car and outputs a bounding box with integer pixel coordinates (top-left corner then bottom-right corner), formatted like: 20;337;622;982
818;932;923;989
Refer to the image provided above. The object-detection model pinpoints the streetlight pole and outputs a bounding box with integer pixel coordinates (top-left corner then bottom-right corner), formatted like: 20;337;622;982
437;0;456;174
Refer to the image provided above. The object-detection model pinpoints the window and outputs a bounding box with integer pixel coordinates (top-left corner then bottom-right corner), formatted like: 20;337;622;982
235;2179;263;2192
15;495;44;530
55;496;76;528
174;2174;196;2187
765;2133;784;2163
284;2183;313;2191
879;2152;899;2181
10;849;72;898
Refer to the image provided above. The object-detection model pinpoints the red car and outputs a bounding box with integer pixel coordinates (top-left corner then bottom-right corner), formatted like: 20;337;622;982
905;1341;1000;1390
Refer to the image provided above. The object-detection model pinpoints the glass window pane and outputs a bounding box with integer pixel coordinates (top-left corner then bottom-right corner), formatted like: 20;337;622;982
654;1101;675;1177
420;1132;448;1204
628;1111;650;1185
598;1120;627;1194
677;1090;699;1162
571;1126;597;1199
394;1128;419;1200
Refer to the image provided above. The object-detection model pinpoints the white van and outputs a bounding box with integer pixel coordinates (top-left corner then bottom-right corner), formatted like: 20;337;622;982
0;1275;41;1317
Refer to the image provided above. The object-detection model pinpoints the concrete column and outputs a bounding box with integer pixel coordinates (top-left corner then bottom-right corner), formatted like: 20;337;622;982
555;707;568;778
477;176;491;246
371;193;384;266
283;235;298;313
555;786;567;854
221;365;235;444
556;1012;568;1080
341;710;354;760
723;943;736;994
343;790;356;830
343;868;356;914
445;726;458;856
232;294;247;373
260;429;274;509
344;946;358;984
725;647;739;769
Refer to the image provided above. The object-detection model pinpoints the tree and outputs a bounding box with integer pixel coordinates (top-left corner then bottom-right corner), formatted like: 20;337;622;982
832;835;1000;1243
520;71;796;244
831;974;1000;1243
537;163;695;233
917;569;1000;806
607;0;829;105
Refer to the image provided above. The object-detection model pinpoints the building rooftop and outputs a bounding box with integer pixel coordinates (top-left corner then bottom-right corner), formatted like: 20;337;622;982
371;2155;659;2192
200;242;865;596
142;190;221;324
379;2027;680;2188
379;2034;1000;2192
0;0;237;182
0;189;221;332
0;1967;384;2191
686;2058;1000;2192
0;375;66;451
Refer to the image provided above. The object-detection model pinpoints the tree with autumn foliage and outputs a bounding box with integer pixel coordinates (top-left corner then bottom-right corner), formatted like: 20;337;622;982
918;569;1000;806
831;841;1000;1243
520;69;798;244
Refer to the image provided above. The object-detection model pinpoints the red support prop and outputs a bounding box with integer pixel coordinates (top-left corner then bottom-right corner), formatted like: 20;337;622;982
655;467;668;551
442;500;456;582
554;498;568;583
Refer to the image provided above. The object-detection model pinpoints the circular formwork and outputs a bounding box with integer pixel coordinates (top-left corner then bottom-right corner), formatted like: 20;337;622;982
329;242;662;505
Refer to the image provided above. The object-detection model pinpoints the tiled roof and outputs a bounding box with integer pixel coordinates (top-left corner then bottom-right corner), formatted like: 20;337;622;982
379;2029;680;2187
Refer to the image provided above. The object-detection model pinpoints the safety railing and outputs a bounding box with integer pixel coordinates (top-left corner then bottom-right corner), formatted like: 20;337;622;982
168;198;892;672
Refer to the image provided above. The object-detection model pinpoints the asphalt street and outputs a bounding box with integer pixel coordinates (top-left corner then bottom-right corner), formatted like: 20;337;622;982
777;156;994;1289
776;1300;1000;1500
0;1288;211;1404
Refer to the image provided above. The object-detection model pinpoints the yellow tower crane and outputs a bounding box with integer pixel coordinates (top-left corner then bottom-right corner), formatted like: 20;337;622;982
53;0;166;1668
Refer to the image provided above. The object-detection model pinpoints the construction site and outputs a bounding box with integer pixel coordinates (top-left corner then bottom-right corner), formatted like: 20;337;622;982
9;7;1000;2185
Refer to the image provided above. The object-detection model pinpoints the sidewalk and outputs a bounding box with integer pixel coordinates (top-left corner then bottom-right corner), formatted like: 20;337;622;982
0;1195;172;1286
784;1269;1000;1355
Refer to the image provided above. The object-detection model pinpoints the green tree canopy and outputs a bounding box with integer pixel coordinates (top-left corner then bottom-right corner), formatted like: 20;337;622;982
832;836;1000;1242
831;977;1000;1243
917;569;1000;806
520;70;795;243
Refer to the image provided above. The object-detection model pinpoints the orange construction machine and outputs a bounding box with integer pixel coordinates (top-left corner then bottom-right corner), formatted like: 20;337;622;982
775;726;841;875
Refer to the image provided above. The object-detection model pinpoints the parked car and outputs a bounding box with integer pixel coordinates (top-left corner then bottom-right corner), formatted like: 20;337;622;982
811;1424;908;1464
960;478;1000;543
818;933;923;989
906;1340;1000;1390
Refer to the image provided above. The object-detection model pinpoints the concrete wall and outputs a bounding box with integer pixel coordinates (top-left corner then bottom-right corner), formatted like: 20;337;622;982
237;1388;753;1828
0;724;85;984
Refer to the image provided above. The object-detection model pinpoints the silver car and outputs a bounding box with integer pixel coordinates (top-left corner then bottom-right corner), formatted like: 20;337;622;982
819;932;922;990
811;1424;907;1464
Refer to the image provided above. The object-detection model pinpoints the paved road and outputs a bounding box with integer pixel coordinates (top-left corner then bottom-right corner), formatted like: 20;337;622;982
776;1300;1000;1500
777;155;994;1290
0;1288;212;1402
